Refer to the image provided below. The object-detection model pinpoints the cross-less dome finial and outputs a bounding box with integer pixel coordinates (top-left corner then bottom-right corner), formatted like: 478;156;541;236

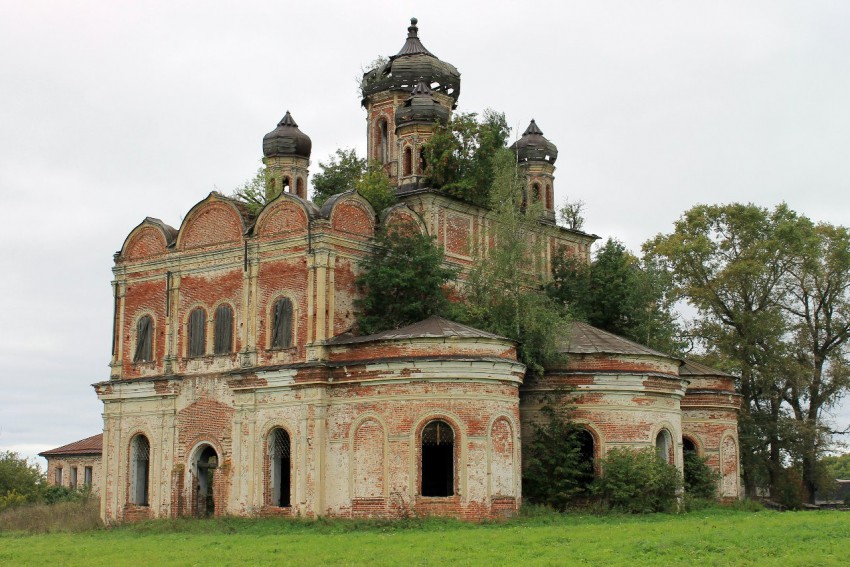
411;17;418;26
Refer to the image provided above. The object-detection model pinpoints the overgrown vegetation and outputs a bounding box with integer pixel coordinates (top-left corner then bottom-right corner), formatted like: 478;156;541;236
683;451;719;499
0;451;44;510
310;148;366;207
422;110;510;207
0;496;100;534
596;448;682;513
354;222;456;335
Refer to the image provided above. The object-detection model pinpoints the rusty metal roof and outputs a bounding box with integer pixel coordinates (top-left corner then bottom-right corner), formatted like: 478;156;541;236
361;18;461;106
510;119;558;165
39;433;103;457
262;111;312;159
328;315;510;345
680;359;734;378
564;321;675;359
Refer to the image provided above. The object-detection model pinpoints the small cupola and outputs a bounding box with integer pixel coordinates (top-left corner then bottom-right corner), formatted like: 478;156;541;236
510;119;558;165
394;81;450;129
262;111;312;159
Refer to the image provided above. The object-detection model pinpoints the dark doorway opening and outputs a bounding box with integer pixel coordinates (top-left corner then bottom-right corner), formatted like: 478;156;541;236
576;429;596;488
195;445;218;518
270;428;291;507
421;420;454;497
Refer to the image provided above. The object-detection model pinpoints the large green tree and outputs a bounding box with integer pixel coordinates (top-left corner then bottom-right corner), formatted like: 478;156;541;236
354;222;456;335
0;451;44;508
310;148;366;207
549;238;682;355
460;149;570;375
422;110;510;207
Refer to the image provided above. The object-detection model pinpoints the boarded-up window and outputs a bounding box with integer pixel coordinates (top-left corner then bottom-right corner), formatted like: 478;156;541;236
84;466;93;486
271;297;293;349
214;304;233;355
55;467;62;485
188;307;206;357
70;467;77;489
403;147;412;176
133;315;153;362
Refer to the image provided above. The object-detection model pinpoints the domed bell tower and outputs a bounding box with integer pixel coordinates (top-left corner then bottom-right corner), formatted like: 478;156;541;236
510;119;558;223
262;111;312;200
361;18;460;186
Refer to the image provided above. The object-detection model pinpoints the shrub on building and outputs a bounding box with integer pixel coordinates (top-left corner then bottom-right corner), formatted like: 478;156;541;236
596;448;682;513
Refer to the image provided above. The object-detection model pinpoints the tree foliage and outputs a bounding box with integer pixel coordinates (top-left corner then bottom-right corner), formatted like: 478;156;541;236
645;202;850;503
523;403;594;510
355;161;396;214
0;451;45;510
354;222;456;335
683;450;719;499
230;167;270;215
422;110;510;206
311;148;366;207
460;149;570;375
549;238;683;355
596;448;682;513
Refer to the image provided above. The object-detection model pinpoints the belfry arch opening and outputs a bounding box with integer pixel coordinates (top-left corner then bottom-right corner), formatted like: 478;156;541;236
268;428;291;507
193;444;219;517
421;420;455;497
129;434;150;506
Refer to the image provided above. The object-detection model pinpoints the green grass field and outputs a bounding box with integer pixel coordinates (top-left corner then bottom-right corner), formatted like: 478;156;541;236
1;506;848;566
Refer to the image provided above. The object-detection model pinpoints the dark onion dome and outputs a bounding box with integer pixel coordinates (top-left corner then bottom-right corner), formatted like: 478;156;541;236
394;81;450;128
262;111;312;158
510;119;558;165
361;18;461;108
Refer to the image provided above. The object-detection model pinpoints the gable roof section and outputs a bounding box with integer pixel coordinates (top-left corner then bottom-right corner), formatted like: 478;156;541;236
328;315;509;345
564;321;676;359
39;433;103;457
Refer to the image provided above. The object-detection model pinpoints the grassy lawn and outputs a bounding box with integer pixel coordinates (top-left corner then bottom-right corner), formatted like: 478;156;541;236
1;507;848;566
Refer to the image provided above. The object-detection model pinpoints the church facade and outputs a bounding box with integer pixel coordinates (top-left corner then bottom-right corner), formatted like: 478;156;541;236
93;19;741;523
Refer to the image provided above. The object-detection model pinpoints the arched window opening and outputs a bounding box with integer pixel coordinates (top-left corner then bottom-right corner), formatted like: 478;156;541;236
656;429;673;464
188;307;206;357
576;429;596;488
296;177;304;198
545;184;553;209
282;176;291;193
195;445;218;517
532;183;541;202
683;437;697;455
213;304;233;355
271;297;293;349
421;420;454;497
130;435;150;506
403;147;412;176
269;428;291;507
378;119;388;164
133;315;153;363
419;148;427;174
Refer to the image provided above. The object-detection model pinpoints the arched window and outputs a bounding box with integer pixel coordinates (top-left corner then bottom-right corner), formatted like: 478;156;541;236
656;429;673;464
271;297;293;349
296;177;304;198
419;148;427;174
683;437;697;455
188;307;206;357
194;445;218;517
403;147;412;176
378;119;388;164
282;176;291;193
129;434;150;506
133;315;153;363
268;428;291;507
421;420;454;497
213;304;233;355
545;184;553;209
532;183;541;202
576;429;596;488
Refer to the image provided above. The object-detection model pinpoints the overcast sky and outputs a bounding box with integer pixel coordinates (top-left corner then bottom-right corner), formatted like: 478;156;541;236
2;1;849;464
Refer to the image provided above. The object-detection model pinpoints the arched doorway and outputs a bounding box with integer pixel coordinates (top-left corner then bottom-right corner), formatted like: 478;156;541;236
268;428;291;507
576;429;595;489
193;444;219;517
421;420;455;497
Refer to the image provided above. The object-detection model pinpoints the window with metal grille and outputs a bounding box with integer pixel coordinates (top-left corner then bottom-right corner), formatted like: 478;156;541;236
130;435;150;506
271;297;293;349
269;428;291;507
214;304;233;355
188;307;206;357
133;315;153;362
421;420;454;497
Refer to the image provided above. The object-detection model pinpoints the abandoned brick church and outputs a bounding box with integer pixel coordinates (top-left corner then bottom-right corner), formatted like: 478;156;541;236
81;19;742;522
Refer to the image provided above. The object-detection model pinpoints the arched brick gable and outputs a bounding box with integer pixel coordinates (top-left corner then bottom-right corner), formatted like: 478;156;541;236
255;196;310;238
177;196;246;250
